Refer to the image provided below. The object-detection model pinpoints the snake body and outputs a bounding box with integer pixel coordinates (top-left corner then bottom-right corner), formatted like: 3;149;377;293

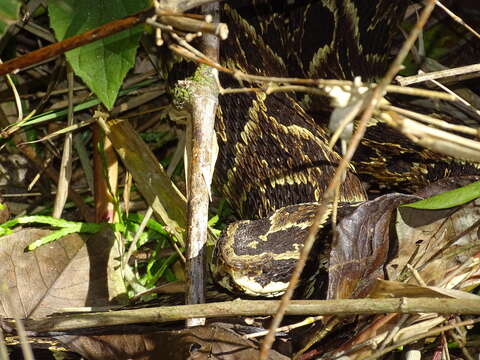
182;1;480;297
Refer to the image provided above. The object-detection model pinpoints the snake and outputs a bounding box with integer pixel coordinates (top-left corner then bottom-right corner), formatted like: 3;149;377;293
174;0;480;298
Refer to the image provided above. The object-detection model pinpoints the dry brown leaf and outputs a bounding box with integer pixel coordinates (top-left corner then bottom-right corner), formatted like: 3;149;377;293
0;227;126;318
56;323;289;360
328;194;419;299
388;199;480;288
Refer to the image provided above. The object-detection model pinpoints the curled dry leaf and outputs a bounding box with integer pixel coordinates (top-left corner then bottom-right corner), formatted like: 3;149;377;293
327;193;420;299
328;178;480;300
0;227;125;318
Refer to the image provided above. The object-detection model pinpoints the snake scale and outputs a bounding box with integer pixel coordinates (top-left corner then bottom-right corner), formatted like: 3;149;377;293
175;1;480;297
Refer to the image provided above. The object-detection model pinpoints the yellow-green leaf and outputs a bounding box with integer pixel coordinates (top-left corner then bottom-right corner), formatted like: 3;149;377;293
403;181;480;210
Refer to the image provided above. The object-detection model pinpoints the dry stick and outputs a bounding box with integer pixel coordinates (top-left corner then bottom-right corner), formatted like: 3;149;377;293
234;73;457;101
0;7;155;77
52;64;74;218
17;298;480;334
169;42;232;74
0;59;23;122
184;2;220;328
396;63;480;86
264;82;457;101
0;283;34;360
435;1;480;40
381;104;479;137
159;14;228;39
258;1;438;358
426;75;480;118
159;0;223;13
168;37;456;103
244;316;324;340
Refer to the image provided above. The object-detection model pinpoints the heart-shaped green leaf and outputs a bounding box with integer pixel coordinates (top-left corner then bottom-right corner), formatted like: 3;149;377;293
48;0;148;109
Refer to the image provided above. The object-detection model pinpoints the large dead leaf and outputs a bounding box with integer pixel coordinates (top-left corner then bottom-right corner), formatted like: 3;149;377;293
56;323;289;360
0;227;126;318
327;194;420;299
389;197;480;288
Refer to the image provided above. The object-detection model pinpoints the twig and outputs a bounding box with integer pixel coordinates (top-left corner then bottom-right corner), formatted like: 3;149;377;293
168;42;232;74
435;1;480;40
259;1;437;358
0;7;155;76
0;282;34;360
244;316;323;339
0;58;23;122
221;80;455;101
381;114;480;161
448;327;474;360
184;1;220;328
52;64;74;218
396;63;480;86
378;314;410;350
159;14;228;39
240;73;457;100
15;298;480;334
423;73;480;118
123;206;154;270
380;104;479;137
158;0;223;13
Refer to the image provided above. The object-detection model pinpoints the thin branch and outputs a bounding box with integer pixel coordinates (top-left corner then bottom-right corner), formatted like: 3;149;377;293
158;0;223;13
159;14;228;39
0;59;23;122
435;1;480;40
52;64;75;218
424;74;480;118
380;104;479;137
396;63;480;86
0;282;34;360
0;7;155;77
14;298;480;334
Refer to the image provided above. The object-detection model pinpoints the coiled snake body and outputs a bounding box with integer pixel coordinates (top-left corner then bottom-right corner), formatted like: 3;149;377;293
202;0;480;297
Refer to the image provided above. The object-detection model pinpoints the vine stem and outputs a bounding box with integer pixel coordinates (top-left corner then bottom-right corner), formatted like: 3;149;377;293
259;0;438;358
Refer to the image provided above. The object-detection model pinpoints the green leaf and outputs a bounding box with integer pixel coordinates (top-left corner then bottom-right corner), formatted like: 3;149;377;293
0;0;21;39
403;181;480;210
48;0;148;109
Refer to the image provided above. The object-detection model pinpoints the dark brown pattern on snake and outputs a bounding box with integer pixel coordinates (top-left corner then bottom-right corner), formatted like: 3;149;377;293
173;0;480;297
